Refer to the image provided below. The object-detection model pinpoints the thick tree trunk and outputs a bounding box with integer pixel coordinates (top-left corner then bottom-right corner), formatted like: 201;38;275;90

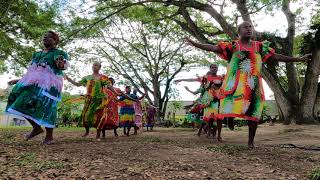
262;67;294;124
153;80;161;122
299;49;320;124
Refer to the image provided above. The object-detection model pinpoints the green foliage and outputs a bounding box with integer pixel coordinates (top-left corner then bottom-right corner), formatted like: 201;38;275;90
168;101;183;113
57;92;83;126
0;0;60;74
300;9;320;55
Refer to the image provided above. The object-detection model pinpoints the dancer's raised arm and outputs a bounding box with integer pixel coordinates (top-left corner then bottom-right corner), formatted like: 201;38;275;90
271;53;311;62
175;78;200;83
184;86;199;95
64;74;82;87
185;38;222;53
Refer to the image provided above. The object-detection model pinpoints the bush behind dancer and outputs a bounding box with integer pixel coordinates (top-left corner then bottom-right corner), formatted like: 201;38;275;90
6;31;69;144
186;21;311;147
64;62;113;139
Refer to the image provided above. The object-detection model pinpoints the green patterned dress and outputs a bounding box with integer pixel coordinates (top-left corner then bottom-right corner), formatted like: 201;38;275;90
79;74;110;128
6;48;69;128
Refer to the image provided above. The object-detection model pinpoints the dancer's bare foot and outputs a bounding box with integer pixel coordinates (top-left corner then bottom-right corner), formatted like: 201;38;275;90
25;127;44;141
248;142;255;148
82;132;89;137
217;137;222;142
42;138;54;145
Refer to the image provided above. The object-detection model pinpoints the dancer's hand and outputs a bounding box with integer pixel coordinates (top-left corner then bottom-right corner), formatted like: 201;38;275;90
7;79;19;85
63;74;69;80
184;37;194;46
55;55;66;69
299;53;312;62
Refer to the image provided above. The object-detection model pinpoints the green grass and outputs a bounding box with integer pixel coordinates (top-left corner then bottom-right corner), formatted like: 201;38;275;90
207;144;249;154
309;167;320;180
31;160;65;171
14;152;65;172
16;152;37;166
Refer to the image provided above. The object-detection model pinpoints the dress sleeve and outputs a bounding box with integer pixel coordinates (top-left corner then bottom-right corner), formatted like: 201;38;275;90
100;75;111;86
259;41;275;62
216;41;233;61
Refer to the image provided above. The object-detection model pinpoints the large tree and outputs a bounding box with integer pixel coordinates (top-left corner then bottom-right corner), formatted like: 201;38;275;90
70;0;319;124
68;18;203;120
0;0;60;75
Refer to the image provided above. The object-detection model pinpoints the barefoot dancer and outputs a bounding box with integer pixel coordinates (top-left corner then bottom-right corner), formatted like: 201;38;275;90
100;78;122;138
64;62;111;138
186;21;311;147
118;86;140;136
145;103;156;131
6;31;69;144
175;64;224;140
132;88;145;135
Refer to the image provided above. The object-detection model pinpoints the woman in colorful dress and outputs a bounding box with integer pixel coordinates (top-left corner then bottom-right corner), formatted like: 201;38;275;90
6;31;69;144
100;77;122;138
186;21;311;147
65;62;111;139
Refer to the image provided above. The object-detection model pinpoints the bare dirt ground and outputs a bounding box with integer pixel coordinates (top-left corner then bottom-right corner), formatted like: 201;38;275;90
0;124;319;179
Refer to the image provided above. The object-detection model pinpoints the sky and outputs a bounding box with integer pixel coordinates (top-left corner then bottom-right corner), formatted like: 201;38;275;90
0;0;317;101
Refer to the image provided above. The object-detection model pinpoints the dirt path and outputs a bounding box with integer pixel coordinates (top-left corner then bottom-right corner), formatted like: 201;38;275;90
0;124;319;179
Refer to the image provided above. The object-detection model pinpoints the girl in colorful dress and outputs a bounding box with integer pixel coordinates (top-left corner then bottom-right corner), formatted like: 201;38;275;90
176;66;224;140
118;86;141;136
100;78;122;138
132;88;145;134
186;21;310;147
6;31;69;144
65;62;111;139
145;103;156;131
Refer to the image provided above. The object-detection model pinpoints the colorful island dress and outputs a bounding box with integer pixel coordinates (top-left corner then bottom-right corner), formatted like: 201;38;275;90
100;87;121;129
216;40;275;121
118;93;137;127
79;74;110;128
6;48;69;128
200;75;223;123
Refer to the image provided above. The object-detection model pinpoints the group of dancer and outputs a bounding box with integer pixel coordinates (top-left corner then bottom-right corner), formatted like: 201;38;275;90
5;31;156;144
5;21;310;146
65;69;156;140
177;21;310;147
